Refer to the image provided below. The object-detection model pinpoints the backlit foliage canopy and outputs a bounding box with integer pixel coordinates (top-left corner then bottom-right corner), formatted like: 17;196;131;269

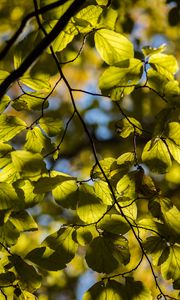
0;0;179;299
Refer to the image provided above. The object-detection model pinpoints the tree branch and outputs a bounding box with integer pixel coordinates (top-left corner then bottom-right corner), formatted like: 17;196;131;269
0;0;70;61
0;0;84;101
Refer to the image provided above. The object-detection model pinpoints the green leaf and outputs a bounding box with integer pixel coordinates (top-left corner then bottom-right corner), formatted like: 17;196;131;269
72;227;93;246
14;179;44;208
9;255;41;292
142;43;166;57
0;114;26;142
12;92;49;111
83;280;127;300
52;178;78;209
0;95;11;113
0;272;16;286
11;150;46;177
77;184;107;223
98;214;130;234
165;122;180;146
99;58;143;97
33;173;72;193
39;116;62;137
143;236;168;266
120;201;137;221
117;117;142;138
0;70;10;83
25;127;50;153
44;226;78;263
45;20;77;53
0;221;20;247
0;163;20;183
26;227;77;271
0;182;22;210
116;172;137;200
162;205;180;235
149;53;179;80
125;277;153;300
161;245;180;281
0;142;13;168
73;5;103;32
10;210;38;232
26;246;66;271
85;235;130;274
166;139;180;164
142;139;172;173
92;157;116;180
96;0;108;5
20;73;51;91
95;29;134;65
94;181;113;205
163;80;180;101
117;152;134;168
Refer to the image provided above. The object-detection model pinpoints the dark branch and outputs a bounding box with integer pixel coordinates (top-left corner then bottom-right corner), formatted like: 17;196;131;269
0;0;71;61
0;0;84;101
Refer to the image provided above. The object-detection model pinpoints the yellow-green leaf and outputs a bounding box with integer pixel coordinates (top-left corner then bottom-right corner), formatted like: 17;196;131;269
99;58;143;97
95;29;134;65
11;150;46;177
0;115;26;142
117;117;142;138
142;139;172;173
161;245;180;281
149;53;179;80
77;184;107;223
39;116;63;137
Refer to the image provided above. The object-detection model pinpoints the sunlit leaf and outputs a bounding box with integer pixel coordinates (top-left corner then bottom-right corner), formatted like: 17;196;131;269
116;172;137;200
44;226;78;264
0;70;10;83
143;236;168;265
0;182;22;210
142;43;166;57
165;122;180;146
10;210;38;232
11;150;46;177
142;139;172;173
0;115;26;142
83;280;127;300
117;117;142;138
39;116;63;137
0;221;20;247
25;127;50;153
20;73;51;91
94;181;113;205
149;53;179;80
77;184;107;223
95;29;134;65
98;214;130;234
12;92;49;111
166;139;180;164
0;142;13;168
117;152;134;168
72;227;93;246
161;245;180;281
99;58;143;98
0;95;11;113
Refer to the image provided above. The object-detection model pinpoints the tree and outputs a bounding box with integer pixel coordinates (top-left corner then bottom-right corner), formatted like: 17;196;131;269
0;0;179;299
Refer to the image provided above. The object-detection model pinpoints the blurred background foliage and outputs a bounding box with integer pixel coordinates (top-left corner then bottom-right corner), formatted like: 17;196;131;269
0;0;179;299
